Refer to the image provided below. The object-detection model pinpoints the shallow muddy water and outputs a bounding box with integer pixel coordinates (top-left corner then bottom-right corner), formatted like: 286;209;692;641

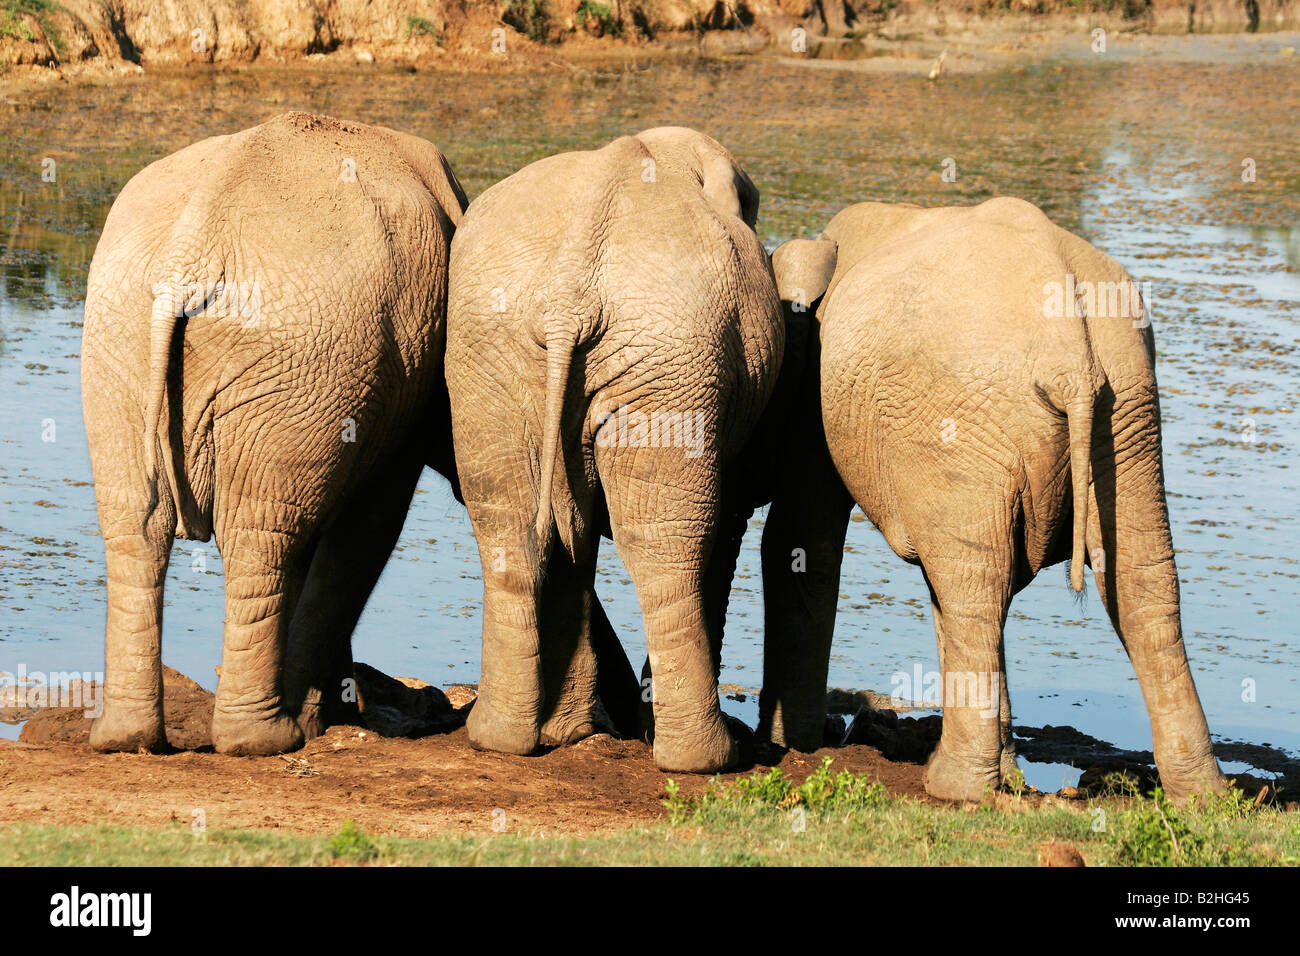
1;50;1297;787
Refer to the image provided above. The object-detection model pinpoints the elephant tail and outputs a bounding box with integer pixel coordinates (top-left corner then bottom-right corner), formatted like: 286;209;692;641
1065;383;1095;593
535;323;579;559
141;286;183;530
141;259;215;542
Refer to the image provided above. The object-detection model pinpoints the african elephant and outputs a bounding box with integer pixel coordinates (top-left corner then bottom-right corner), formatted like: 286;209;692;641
760;197;1227;802
445;127;783;773
81;112;469;755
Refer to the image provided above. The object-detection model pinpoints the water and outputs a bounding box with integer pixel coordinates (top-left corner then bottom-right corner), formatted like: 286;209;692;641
1;50;1296;783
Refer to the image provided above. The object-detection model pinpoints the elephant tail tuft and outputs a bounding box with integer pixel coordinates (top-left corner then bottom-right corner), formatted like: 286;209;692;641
535;323;579;560
1065;384;1095;592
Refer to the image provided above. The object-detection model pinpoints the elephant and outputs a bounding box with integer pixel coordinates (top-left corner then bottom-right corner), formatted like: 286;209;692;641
81;111;470;755
759;197;1227;802
445;127;784;773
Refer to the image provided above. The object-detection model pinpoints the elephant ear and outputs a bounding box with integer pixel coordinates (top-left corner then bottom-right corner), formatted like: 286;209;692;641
771;238;838;313
694;142;760;229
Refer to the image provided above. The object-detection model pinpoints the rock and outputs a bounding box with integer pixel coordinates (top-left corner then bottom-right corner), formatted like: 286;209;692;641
722;712;758;768
1037;840;1085;867
1077;761;1160;796
842;707;941;763
356;704;426;738
353;661;459;738
824;713;847;746
827;687;916;714
444;684;478;709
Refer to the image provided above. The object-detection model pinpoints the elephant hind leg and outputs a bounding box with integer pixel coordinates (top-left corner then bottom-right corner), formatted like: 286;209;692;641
925;579;1018;785
209;468;326;756
590;596;643;740
463;501;545;757
537;532;603;747
1084;459;1225;801
285;453;425;739
916;510;1015;802
757;436;855;752
601;455;735;774
89;485;175;753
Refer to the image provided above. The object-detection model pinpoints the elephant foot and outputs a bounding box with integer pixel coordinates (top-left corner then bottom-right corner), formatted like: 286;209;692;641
653;715;737;774
467;701;540;756
212;708;305;756
923;746;1000;802
295;703;327;742
765;708;824;753
540;688;602;746
89;702;167;753
1157;758;1229;805
540;717;596;747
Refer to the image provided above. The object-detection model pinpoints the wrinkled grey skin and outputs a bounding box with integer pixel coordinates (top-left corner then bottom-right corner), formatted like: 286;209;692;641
82;112;467;755
762;198;1227;802
446;127;783;773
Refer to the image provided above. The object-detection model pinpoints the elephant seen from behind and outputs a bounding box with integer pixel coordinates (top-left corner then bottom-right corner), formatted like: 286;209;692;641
446;127;784;773
761;198;1226;802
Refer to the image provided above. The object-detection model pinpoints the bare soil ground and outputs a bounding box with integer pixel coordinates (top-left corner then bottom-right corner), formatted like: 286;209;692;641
0;728;931;837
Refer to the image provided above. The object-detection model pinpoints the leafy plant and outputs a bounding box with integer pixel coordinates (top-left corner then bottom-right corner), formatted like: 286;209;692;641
663;757;891;824
327;820;380;862
1003;767;1026;798
1113;787;1204;865
1186;784;1262;820
405;16;443;44
0;0;65;56
575;0;622;37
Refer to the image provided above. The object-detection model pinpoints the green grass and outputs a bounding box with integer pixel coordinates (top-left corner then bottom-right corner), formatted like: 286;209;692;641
0;0;64;56
2;761;1295;866
405;16;443;44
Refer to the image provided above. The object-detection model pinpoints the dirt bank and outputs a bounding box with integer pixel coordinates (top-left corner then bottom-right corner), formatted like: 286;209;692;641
2;664;1291;837
2;0;1296;79
0;726;937;836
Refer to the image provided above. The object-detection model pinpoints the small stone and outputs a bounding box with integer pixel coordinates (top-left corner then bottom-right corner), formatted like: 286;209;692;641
1037;841;1086;867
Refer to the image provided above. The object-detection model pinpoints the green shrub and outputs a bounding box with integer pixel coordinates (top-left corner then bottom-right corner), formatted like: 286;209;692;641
327;820;380;862
664;757;892;824
1113;787;1203;865
575;0;622;37
0;1;65;55
405;16;443;44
